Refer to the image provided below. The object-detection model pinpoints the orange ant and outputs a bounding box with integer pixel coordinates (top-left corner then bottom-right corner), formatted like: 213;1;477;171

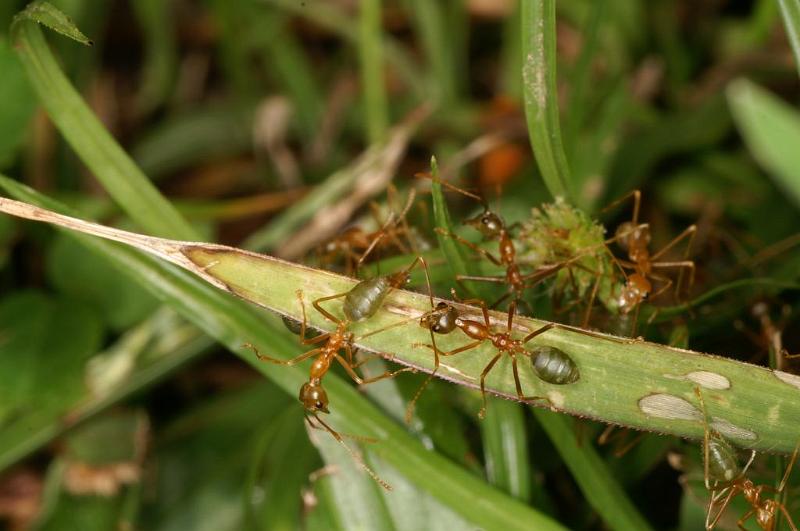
317;186;419;275
245;257;428;490
694;388;799;530
414;292;596;419
602;190;697;326
416;172;562;312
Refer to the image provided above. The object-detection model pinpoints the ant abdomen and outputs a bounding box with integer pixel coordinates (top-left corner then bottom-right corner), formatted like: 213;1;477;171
343;276;393;322
707;435;742;483
531;346;580;385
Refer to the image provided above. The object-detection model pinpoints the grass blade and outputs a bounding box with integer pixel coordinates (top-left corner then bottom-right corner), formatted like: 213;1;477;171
778;0;800;77
1;190;799;456
480;400;530;502
534;411;652;531
521;0;573;202
727;78;800;209
359;0;388;143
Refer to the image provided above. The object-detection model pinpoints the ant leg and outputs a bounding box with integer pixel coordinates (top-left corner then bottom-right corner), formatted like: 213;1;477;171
456;274;506;283
507;300;517;331
735;508;756;531
335;345;414;385
312;292;348;325
510;353;549;405
449;291;491;327
600;190;641;226
651;225;697;261
245;343;322;365
778;505;799;531
296;290;332;345
478;352;504;419
414;171;485;203
305;413;391;491
434;227;503;265
522;323;555;343
707;485;739;530
651;261;696;299
582;269;602;328
414;340;484;358
356;212;397;271
778;440;800;492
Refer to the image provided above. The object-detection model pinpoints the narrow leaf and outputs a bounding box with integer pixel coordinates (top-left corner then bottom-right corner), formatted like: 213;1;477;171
1;192;799;456
778;0;800;77
12;1;93;46
727;78;800;209
521;0;573;202
535;411;652;531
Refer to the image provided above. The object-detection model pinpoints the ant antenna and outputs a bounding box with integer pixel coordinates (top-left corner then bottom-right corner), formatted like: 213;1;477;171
414;171;486;206
306;413;392;491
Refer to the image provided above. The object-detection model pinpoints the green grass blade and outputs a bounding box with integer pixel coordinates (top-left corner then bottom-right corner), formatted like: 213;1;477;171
130;0;176;115
12;1;92;45
778;0;800;76
2;190;800;456
727;78;800;210
0;179;566;531
359;0;388;143
480;400;531;502
521;0;573;202
12;17;195;240
534;411;652;530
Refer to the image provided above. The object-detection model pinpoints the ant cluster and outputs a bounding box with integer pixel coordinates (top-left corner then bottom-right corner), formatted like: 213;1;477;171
245;171;796;525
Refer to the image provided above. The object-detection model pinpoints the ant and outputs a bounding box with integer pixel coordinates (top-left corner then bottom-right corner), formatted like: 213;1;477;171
317;186;419;275
694;388;799;530
602;190;697;328
245;257;427;490
414;292;591;419
417;172;605;319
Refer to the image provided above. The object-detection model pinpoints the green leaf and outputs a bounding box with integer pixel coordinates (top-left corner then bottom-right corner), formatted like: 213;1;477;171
521;0;573;202
3;188;800;458
0;39;37;169
12;1;93;46
534;411;652;531
727;78;800;210
480;400;531;501
778;0;800;77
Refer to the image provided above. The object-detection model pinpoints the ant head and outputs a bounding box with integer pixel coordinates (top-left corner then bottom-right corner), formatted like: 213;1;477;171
614;222;650;251
617;275;650;313
299;382;329;414
465;209;504;238
420;302;459;334
387;270;412;289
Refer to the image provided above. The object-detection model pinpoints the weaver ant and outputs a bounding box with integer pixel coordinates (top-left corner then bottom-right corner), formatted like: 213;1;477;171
415;172;571;313
602;190;697;327
317;185;419;275
413;292;597;419
694;388;799;530
245;257;428;490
